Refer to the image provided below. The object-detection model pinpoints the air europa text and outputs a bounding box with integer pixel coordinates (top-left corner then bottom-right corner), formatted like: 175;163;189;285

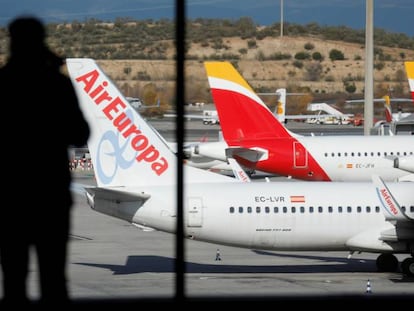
380;188;398;215
75;69;168;176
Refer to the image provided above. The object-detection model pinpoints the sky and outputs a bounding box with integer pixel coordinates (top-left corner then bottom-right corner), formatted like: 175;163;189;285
0;0;413;36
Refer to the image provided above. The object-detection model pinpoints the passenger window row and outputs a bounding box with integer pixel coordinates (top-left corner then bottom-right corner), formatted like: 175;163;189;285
229;205;414;214
323;151;413;157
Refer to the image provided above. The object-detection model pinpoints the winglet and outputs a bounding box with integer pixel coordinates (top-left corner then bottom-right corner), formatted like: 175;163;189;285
372;174;411;221
228;158;251;182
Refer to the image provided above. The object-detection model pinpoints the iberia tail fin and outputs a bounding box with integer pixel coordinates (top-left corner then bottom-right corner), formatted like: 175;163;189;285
66;58;237;187
204;61;295;144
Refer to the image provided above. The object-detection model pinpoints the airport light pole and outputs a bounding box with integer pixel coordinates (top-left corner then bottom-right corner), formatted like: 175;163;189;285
280;0;284;38
364;0;374;135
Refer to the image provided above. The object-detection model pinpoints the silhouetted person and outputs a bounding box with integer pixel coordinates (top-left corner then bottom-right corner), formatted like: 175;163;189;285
0;16;90;307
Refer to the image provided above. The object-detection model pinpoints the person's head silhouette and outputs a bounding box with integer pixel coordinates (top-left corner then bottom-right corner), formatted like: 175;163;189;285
7;16;63;66
8;16;46;55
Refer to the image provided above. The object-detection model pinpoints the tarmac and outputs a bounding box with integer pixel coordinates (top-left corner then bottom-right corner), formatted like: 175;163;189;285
1;170;408;307
150;116;365;143
1;121;413;307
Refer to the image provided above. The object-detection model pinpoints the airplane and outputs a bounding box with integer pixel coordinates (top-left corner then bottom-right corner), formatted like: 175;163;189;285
164;108;220;125
126;97;161;109
369;95;414;135
189;61;414;182
259;88;353;125
345;95;412;127
346;61;414;130
182;63;413;176
65;58;414;277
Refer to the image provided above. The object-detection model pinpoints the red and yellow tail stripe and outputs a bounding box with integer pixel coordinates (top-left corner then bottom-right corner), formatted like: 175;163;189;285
205;61;268;111
204;61;292;140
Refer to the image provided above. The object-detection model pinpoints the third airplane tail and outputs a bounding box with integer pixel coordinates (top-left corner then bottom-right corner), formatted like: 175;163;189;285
405;61;414;101
383;95;393;123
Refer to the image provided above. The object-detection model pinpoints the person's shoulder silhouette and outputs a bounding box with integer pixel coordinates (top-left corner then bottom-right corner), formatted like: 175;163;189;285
0;15;89;306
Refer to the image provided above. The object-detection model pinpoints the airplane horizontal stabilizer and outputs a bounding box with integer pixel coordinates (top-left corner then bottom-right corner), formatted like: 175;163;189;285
84;187;151;223
86;187;151;202
225;147;268;162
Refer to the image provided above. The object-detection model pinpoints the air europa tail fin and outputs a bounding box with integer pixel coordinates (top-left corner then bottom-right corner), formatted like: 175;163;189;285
204;61;294;143
66;58;236;187
405;61;414;102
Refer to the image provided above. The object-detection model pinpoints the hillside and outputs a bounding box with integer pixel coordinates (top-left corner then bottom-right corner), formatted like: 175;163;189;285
95;35;414;116
1;18;413;115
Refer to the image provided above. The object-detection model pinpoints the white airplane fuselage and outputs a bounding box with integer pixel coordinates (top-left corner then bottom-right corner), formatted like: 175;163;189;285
91;181;414;253
193;136;414;181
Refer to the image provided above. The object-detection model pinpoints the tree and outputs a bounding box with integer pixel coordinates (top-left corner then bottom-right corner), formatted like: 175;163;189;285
344;82;356;93
329;49;345;61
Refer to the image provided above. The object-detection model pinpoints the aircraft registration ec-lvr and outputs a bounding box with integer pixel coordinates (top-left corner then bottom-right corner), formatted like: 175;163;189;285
66;58;414;277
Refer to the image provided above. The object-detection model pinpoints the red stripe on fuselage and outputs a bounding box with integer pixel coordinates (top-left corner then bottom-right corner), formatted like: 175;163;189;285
233;138;331;181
